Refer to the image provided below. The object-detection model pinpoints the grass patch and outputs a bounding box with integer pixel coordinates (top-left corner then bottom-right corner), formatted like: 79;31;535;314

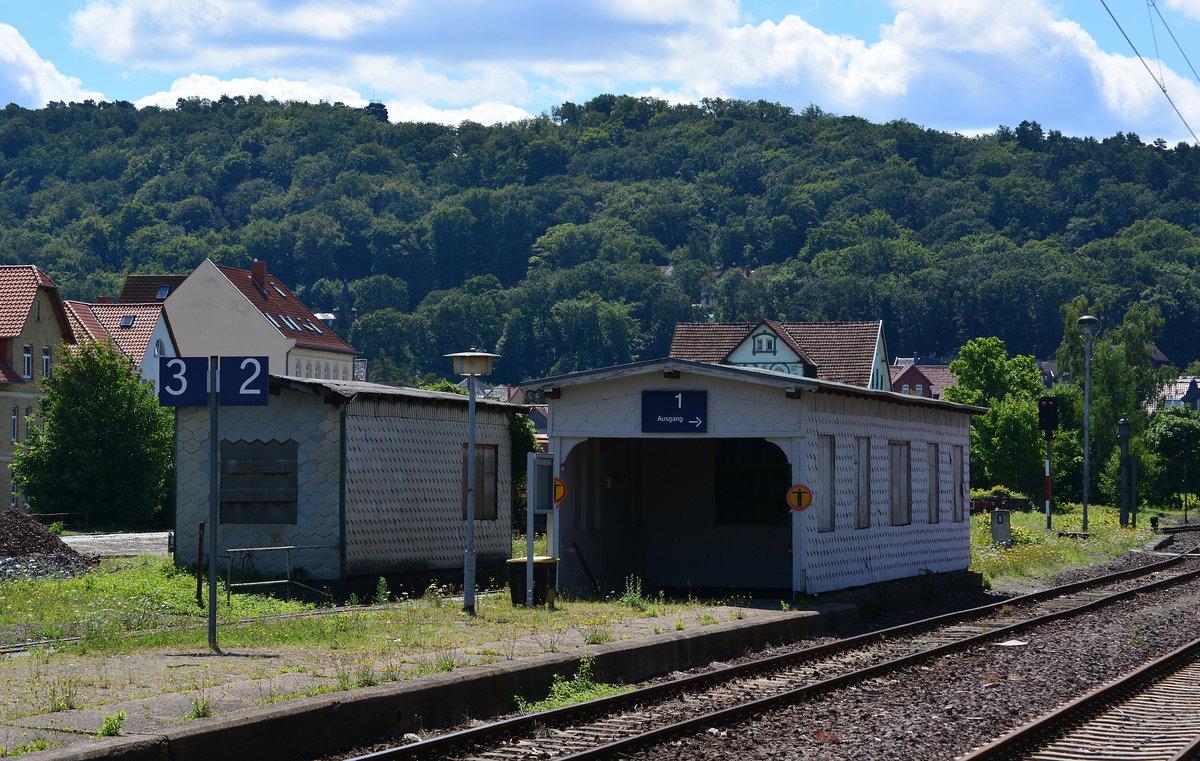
970;504;1154;585
514;657;632;712
0;738;62;757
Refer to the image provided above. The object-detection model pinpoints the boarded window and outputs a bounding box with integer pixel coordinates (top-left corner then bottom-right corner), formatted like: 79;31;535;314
855;437;871;529
715;438;789;525
889;441;911;526
951;445;966;522
817;435;835;532
220;440;299;524
462;444;498;521
927;443;941;524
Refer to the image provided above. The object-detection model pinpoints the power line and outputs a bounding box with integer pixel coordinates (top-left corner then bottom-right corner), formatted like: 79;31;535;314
1148;0;1200;87
1098;0;1199;144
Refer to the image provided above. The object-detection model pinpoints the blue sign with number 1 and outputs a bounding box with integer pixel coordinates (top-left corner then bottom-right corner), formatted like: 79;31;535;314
158;356;270;406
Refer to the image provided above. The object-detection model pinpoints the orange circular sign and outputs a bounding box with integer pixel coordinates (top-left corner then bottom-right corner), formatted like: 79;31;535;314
553;477;567;504
787;484;813;511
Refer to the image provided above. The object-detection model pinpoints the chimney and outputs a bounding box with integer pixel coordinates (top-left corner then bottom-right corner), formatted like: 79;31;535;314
96;297;113;304
251;261;267;291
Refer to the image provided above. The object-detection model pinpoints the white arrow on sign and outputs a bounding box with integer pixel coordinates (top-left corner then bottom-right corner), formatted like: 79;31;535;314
689;417;703;428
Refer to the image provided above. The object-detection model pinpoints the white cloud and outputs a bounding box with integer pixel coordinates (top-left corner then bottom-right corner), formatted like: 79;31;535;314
133;73;367;109
1164;0;1200;20
386;99;533;125
0;24;105;107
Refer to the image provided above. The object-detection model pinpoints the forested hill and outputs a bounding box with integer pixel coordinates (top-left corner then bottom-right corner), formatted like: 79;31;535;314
2;95;1199;384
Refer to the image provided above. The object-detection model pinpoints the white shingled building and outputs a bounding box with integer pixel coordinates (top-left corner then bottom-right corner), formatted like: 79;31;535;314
173;376;519;581
524;357;982;596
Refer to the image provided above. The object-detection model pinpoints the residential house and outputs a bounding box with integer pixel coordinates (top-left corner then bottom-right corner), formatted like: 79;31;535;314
1160;377;1200;411
890;362;958;399
0;266;75;507
124;260;356;381
63;300;177;388
669;319;892;390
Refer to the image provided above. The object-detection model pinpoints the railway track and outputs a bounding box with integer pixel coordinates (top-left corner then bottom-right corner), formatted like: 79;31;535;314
960;636;1200;761
341;547;1200;761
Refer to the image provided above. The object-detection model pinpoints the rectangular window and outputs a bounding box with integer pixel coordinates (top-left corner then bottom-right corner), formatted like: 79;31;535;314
855;437;872;529
951;445;966;522
817;435;835;532
462;444;498;520
219;440;299;524
22;346;31;379
10;407;17;442
889;441;911;526
41;347;50;377
715;438;790;525
927;443;941;524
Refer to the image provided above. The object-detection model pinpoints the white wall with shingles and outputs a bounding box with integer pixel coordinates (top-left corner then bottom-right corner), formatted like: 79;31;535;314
175;391;342;580
343;397;511;574
799;392;971;594
175;387;514;580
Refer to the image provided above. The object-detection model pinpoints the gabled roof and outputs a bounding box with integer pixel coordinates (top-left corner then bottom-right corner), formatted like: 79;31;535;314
0;265;75;347
119;275;188;303
214;265;356;355
670;320;883;387
524;357;985;414
64;301;167;365
891;363;958;398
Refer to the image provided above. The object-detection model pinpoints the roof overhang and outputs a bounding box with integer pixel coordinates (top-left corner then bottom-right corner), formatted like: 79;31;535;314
525;357;985;415
269;374;529;411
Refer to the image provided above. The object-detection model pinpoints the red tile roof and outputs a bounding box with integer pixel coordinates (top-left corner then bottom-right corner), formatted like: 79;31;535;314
670;320;883;387
119;275;188;303
0;266;56;337
215;265;356;355
0;265;74;345
65;301;166;365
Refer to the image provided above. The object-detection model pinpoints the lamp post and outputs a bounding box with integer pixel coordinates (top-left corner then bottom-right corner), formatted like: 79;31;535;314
445;350;499;616
1078;315;1099;533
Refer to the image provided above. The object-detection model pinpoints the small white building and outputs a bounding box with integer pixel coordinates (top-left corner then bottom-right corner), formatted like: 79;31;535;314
174;376;519;581
63;301;177;388
525;358;982;596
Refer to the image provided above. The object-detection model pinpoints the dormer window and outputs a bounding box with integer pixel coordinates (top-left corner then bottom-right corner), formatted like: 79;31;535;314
156;285;172;300
119;315;136;329
752;333;776;355
915;384;924;396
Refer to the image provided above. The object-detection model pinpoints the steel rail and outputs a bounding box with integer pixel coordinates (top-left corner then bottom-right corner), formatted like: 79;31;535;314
959;636;1200;761
346;545;1200;761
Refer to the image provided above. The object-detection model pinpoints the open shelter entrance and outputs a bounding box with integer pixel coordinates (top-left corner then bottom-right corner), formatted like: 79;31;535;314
557;436;793;596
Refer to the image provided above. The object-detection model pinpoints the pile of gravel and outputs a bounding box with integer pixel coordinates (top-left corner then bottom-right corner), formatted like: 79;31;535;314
0;508;94;581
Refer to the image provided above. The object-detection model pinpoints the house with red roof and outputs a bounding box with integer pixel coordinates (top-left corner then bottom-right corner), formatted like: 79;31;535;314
0;265;75;507
131;260;356;382
63;301;177;389
668;319;892;390
889;362;958;399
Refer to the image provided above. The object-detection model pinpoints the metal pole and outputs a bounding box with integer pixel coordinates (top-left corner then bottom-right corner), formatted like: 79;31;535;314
1118;418;1130;527
464;376;477;615
207;356;221;653
1044;435;1053;530
1082;333;1092;533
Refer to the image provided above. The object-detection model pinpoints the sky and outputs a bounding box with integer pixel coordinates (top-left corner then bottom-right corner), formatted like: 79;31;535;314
4;0;1200;143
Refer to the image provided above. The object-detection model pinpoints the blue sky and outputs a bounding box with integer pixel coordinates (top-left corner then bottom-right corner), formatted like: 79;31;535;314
4;0;1200;142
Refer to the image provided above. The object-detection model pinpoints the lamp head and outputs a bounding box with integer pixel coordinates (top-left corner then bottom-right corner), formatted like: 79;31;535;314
1077;314;1100;335
445;350;500;377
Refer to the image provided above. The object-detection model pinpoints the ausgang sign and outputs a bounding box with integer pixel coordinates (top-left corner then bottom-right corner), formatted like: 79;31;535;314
641;390;707;433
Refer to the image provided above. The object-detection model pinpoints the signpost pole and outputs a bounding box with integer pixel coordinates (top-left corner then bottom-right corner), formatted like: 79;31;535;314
207;356;221;654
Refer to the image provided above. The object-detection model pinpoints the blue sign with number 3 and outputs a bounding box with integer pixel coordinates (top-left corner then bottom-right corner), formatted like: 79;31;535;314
158;357;209;406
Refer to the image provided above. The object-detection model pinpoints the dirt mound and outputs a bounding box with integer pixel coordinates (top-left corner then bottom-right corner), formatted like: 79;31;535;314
0;507;87;560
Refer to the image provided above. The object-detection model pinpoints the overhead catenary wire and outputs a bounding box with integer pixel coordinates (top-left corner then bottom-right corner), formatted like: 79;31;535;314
1148;0;1200;87
1098;0;1199;144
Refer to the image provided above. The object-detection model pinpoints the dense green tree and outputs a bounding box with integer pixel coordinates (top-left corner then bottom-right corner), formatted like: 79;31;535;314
13;341;173;525
944;337;1044;496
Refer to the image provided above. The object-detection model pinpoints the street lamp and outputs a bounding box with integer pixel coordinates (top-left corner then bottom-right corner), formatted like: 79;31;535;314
445;349;500;616
1078;315;1099;532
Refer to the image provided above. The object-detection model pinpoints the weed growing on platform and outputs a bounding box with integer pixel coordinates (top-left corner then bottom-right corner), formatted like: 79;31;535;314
514;657;632;712
0;737;60;757
970;505;1152;584
95;711;125;737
